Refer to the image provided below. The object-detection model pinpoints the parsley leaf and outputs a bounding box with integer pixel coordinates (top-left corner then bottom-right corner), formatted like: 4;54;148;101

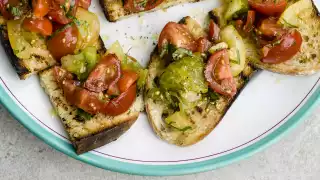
76;109;92;121
208;90;220;102
10;6;21;17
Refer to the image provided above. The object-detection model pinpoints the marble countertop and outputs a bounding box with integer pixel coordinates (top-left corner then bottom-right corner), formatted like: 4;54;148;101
1;104;320;180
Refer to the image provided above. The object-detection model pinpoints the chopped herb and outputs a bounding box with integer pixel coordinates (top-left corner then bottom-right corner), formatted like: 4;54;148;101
13;49;20;54
178;126;192;132
151;33;159;41
170;125;192;132
134;0;147;8
61;0;70;13
271;40;282;47
50;108;58;117
292;39;296;46
172;48;193;61
10;6;21;17
167;121;192;132
76;109;92;121
208;90;220;102
148;0;159;5
159;43;169;58
109;94;118;99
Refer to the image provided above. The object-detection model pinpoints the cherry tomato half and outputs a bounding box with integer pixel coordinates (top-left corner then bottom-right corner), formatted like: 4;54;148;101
158;22;197;52
118;70;138;93
208;19;220;42
248;0;287;16
32;0;50;17
84;54;121;93
23;17;53;36
261;29;302;64
47;24;78;60
103;83;137;116
205;49;237;97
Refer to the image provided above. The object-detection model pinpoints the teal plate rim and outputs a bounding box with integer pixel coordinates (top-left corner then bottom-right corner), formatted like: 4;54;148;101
0;77;319;176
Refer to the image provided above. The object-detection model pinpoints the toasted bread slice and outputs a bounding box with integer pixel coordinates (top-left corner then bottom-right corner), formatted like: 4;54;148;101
39;67;144;154
0;3;58;80
99;0;201;22
248;0;320;75
144;17;257;146
0;4;106;79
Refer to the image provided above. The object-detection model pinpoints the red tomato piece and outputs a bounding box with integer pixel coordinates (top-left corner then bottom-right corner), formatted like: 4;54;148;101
248;0;287;16
124;0;163;12
61;79;79;104
123;0;145;12
196;37;212;53
84;54;121;93
258;17;286;37
22;17;53;36
261;29;302;64
103;83;137;116
61;80;106;115
47;9;71;24
118;70;138;93
107;83;120;96
145;0;164;11
47;24;78;60
32;0;50;17
158;22;197;52
205;49;237;97
243;10;256;33
208;20;220;42
52;21;65;32
53;66;74;84
73;88;105;114
47;1;73;24
235;20;244;32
